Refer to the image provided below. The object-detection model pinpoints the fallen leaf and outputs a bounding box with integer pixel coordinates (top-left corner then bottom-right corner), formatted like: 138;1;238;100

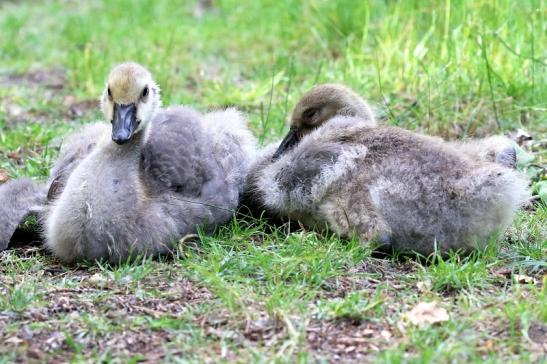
5;336;24;345
483;339;495;351
7;151;22;161
0;169;9;183
404;301;449;327
380;330;392;340
514;274;536;284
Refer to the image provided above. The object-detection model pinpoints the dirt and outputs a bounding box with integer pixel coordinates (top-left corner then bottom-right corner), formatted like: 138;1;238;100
0;257;214;362
320;258;416;299
62;95;99;118
0;240;419;362
1;68;66;90
307;319;393;363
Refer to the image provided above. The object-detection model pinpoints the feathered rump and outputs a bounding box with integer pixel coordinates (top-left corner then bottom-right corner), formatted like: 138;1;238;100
201;108;257;221
143;107;257;226
203;108;257;187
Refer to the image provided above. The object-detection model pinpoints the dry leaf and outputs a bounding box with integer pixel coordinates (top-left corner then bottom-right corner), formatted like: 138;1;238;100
404;301;449;327
7;151;22;160
380;330;392;340
0;169;9;183
483;339;495;351
514;274;536;284
5;336;24;345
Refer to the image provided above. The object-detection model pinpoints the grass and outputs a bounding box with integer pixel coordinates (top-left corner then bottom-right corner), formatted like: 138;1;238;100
0;0;545;362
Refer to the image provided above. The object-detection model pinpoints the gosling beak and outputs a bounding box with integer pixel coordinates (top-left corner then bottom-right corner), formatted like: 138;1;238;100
112;103;138;145
272;127;301;161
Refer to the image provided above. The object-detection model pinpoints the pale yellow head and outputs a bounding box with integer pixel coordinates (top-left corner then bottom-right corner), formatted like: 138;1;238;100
100;62;161;144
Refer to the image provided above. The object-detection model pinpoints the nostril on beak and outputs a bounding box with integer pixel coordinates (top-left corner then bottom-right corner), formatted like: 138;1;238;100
112;134;129;145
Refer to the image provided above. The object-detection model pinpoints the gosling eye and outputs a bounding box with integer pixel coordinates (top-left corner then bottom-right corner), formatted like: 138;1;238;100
142;86;149;99
107;87;112;98
302;108;318;124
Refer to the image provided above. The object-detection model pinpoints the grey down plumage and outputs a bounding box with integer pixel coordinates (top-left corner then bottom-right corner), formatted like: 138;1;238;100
246;84;530;255
45;63;256;263
0;123;106;252
47;123;109;202
0;178;47;250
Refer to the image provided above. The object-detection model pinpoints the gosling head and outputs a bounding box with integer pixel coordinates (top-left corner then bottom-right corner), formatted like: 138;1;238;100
101;62;161;145
272;83;374;160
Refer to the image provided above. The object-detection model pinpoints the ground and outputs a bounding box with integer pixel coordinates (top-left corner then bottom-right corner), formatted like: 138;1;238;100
0;0;546;363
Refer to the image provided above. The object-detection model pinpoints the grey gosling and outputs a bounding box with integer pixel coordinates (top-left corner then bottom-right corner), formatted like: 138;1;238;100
0;122;107;251
246;84;530;255
45;62;256;263
0;178;47;250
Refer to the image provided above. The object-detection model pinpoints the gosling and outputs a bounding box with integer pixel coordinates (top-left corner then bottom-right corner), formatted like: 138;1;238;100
0;178;46;250
246;84;530;255
45;62;256;263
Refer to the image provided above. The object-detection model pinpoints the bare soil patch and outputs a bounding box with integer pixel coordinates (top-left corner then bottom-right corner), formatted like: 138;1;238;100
1;68;66;90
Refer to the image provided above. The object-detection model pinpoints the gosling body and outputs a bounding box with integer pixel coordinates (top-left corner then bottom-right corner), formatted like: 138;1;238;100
246;84;529;254
46;63;255;263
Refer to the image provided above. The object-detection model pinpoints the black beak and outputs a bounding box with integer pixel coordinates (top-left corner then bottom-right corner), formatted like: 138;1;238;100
112;103;138;145
272;127;301;161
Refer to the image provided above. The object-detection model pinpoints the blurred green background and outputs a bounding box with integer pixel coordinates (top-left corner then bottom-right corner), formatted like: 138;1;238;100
1;0;545;144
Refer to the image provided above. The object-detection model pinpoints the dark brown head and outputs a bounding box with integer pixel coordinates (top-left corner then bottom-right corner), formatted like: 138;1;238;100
272;84;375;160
